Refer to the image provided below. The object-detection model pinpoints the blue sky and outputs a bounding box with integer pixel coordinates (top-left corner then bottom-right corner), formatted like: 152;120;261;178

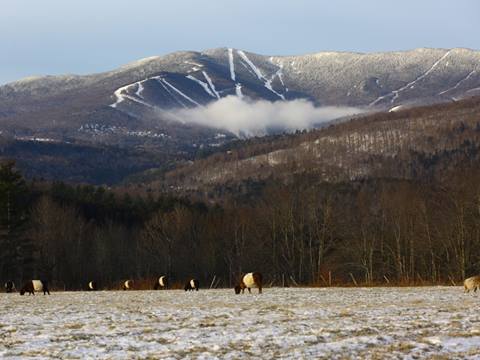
1;0;479;84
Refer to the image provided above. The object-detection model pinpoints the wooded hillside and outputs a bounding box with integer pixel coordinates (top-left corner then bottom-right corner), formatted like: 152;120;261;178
2;98;480;289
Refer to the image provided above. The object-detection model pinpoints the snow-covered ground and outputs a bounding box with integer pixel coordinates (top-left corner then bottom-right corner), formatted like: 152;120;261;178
1;287;479;359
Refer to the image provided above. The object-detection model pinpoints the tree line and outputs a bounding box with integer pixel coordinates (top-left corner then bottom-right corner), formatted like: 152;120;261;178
1;160;479;290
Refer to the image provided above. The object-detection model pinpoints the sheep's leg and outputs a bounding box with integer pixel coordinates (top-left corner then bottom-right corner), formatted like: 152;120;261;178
258;285;262;294
248;288;251;293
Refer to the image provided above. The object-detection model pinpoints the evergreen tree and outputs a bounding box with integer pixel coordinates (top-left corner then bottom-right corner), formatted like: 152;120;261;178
0;161;32;282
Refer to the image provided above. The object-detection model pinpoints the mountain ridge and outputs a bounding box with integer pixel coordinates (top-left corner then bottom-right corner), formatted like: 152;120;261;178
1;47;480;184
3;47;479;103
5;46;478;86
1;47;479;137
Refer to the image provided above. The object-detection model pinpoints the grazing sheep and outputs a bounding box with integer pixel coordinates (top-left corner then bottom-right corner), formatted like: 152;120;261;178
4;281;15;293
464;275;480;293
123;280;133;291
87;281;97;291
20;280;50;295
154;276;168;290
184;279;199;291
235;272;263;294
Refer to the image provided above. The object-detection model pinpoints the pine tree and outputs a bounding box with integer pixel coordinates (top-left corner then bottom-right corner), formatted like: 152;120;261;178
0;161;32;283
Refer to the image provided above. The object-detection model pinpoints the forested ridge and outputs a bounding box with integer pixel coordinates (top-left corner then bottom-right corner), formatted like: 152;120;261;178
2;98;480;289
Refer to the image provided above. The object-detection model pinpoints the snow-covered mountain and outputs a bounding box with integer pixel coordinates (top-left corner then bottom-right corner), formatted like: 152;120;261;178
1;47;479;144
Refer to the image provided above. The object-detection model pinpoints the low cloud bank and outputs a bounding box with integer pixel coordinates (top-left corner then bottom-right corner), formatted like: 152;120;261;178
168;96;363;137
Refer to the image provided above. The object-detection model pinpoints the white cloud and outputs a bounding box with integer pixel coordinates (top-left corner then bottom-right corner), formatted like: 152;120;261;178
167;96;363;137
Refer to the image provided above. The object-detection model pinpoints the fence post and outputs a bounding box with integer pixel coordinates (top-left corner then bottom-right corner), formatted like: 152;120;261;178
349;273;358;286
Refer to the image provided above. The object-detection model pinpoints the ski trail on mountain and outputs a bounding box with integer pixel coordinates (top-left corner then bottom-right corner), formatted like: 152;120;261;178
269;58;289;93
112;76;202;109
235;83;244;98
111;84;134;108
237;50;285;100
265;69;286;100
467;86;480;93
111;87;126;108
370;50;452;106
202;71;220;99
228;48;236;81
135;82;145;98
111;83;153;109
186;75;216;98
239;60;257;78
157;79;188;108
237;50;264;80
160;79;201;106
439;70;476;95
277;69;285;87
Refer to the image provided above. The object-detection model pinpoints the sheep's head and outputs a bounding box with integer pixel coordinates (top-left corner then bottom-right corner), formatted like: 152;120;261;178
19;289;25;295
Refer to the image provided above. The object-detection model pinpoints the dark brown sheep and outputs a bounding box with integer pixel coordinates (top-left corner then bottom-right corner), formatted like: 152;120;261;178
123;280;133;290
20;280;50;295
184;279;199;291
87;281;98;291
153;276;168;290
4;281;15;293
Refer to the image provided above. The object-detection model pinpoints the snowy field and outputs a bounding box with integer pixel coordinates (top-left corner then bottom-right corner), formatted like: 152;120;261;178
1;287;480;359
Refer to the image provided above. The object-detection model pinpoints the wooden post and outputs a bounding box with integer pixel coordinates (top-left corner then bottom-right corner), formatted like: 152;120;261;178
209;275;217;289
349;273;358;286
416;273;424;285
383;275;390;284
328;271;332;286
